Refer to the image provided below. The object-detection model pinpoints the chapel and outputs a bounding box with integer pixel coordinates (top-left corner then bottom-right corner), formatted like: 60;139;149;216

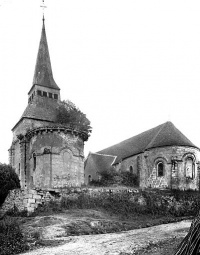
85;122;200;190
9;18;88;189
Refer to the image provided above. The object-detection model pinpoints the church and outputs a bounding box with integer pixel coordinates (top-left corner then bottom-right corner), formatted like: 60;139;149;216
8;18;89;189
85;121;200;190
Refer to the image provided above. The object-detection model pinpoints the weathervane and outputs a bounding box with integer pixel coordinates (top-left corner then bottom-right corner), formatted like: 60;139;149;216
40;0;47;22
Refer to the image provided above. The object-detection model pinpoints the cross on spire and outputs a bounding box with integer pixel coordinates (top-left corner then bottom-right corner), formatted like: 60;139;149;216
40;0;47;17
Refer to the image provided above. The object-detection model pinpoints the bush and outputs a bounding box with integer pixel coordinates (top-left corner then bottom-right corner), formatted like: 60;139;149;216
56;100;92;135
0;164;20;206
92;169;139;187
0;216;28;255
121;172;139;186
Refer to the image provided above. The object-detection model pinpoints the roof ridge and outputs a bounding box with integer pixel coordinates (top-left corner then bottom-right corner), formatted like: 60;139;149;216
91;152;117;166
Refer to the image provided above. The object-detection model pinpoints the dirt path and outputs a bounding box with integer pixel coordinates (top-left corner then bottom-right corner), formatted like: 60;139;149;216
20;220;191;255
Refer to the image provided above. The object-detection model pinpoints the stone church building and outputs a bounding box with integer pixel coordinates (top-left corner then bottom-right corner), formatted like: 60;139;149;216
9;19;88;189
85;122;200;190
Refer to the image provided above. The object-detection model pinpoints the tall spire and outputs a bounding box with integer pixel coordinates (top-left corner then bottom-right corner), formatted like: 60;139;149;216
31;17;60;91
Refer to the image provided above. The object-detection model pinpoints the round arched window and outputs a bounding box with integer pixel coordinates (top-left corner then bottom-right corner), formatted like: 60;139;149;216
157;162;164;177
185;157;194;179
129;166;133;174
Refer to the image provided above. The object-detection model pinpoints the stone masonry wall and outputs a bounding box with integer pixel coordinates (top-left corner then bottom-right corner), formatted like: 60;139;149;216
10;128;85;190
121;146;200;190
0;189;59;215
0;187;139;215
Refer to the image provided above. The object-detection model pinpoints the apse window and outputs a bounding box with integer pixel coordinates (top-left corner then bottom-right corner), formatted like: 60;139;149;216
157;162;164;177
185;157;194;179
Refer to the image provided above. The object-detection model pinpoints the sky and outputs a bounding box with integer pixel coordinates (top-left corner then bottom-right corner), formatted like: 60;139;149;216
0;0;200;163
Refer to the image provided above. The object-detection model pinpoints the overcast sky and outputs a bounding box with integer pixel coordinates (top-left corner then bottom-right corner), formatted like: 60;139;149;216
0;0;200;163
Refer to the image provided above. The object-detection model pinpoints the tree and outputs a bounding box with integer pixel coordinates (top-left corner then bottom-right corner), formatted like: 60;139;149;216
56;100;92;135
0;164;20;206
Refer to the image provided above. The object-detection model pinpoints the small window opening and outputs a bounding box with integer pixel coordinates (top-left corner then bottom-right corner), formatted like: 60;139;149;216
43;91;47;97
88;175;92;184
49;92;53;98
185;157;194;179
157;162;164;177
54;94;58;99
129;166;133;174
18;163;20;176
37;90;42;96
33;154;36;171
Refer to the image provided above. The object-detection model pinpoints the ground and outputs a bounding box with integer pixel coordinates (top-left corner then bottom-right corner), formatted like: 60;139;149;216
16;209;191;255
134;238;184;255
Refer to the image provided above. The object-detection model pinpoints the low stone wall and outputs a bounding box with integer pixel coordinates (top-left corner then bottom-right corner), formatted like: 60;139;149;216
1;187;198;217
0;187;139;215
0;189;58;215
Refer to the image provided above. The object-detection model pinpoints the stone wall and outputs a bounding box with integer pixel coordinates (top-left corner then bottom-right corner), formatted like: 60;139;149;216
0;189;59;215
0;187;139;215
121;146;200;190
10;128;85;190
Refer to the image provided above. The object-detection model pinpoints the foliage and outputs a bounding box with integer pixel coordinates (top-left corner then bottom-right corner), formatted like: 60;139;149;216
4;206;28;217
0;216;28;255
91;169;139;187
56;100;92;135
97;167;119;186
32;188;200;220
0;164;20;206
120;171;139;186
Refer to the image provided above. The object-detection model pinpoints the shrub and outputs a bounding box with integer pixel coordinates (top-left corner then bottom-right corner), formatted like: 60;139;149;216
0;164;20;206
121;172;139;186
92;169;139;187
5;206;28;217
56;100;92;135
0;216;28;255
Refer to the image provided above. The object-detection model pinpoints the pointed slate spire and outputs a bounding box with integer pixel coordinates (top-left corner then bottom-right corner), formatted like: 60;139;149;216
32;17;60;90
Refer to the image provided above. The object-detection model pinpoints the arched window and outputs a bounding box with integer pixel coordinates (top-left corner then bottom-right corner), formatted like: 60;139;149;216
33;154;36;171
88;175;92;183
157;162;164;177
129;166;133;174
185;157;195;179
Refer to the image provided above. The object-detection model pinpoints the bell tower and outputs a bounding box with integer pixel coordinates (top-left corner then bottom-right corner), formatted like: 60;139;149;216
28;16;60;104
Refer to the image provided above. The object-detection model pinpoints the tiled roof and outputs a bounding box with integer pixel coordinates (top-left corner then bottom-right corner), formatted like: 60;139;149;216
85;153;116;173
12;98;58;130
97;122;199;164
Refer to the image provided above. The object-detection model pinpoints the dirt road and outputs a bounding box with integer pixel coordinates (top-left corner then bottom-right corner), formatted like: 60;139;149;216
20;220;191;255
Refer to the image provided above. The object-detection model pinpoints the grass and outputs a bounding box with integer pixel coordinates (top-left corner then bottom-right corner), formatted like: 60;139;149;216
0;216;29;255
2;188;199;253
